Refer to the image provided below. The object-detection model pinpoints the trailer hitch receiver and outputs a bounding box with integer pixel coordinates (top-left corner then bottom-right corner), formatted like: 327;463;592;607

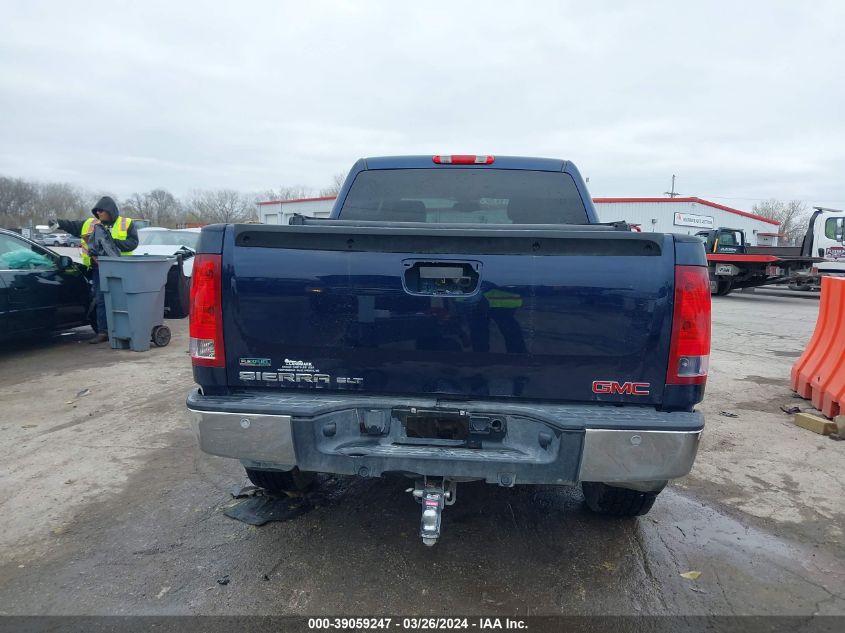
411;478;456;547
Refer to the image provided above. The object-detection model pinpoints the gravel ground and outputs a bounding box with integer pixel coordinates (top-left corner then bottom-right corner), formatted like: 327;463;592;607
0;288;843;616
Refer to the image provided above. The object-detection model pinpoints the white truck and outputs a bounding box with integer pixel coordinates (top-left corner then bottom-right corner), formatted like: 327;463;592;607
789;207;845;290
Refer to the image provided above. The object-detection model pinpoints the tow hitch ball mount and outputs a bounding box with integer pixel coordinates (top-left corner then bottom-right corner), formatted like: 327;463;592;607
409;477;456;547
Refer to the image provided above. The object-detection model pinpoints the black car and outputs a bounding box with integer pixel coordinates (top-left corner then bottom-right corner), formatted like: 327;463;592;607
0;228;93;340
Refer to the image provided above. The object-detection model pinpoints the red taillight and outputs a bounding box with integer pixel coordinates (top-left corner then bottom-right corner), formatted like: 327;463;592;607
666;266;711;385
189;254;225;367
432;155;495;165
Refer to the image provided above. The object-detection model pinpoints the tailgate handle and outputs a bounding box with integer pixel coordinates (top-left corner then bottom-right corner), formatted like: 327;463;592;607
402;260;481;296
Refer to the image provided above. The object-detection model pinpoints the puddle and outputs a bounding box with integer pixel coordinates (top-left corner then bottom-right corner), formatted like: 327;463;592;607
767;350;804;358
740;375;789;386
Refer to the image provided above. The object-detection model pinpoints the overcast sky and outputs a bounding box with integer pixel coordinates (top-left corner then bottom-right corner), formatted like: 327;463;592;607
1;0;844;210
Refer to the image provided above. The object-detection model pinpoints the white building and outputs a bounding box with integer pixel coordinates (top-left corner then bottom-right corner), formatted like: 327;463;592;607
256;196;335;225
257;195;781;246
593;197;781;246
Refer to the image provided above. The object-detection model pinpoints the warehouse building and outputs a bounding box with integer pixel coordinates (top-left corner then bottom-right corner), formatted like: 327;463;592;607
256;196;335;226
593;197;781;246
257;195;780;246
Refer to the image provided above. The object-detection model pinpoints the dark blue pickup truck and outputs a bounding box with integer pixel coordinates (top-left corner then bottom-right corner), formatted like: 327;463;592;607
187;155;711;546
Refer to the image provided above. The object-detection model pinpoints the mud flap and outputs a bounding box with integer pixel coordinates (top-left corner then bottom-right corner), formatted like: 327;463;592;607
223;493;311;526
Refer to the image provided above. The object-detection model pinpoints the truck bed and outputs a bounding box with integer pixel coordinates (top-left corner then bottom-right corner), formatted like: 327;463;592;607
706;252;817;264
746;245;802;256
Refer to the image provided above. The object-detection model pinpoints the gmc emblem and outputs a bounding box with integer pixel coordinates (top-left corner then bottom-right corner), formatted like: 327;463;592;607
592;380;650;396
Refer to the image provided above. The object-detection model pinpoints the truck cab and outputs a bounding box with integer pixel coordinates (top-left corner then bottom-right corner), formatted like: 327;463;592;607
695;227;747;254
802;207;845;276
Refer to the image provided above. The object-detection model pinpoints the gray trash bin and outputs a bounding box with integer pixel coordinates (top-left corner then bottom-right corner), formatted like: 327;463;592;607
98;255;176;352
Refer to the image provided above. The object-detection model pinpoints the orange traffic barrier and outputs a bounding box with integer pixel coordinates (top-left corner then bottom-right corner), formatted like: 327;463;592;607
791;276;845;418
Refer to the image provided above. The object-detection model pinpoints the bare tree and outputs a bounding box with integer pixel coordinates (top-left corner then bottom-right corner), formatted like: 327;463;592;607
122;192;150;218
148;189;182;227
752;199;811;245
0;176;39;228
0;173;340;231
122;189;184;227
36;182;87;219
0;176;95;228
187;189;255;224
319;172;345;197
258;185;313;203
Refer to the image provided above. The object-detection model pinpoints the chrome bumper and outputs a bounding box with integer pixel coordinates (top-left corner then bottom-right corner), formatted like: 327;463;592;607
188;405;701;485
189;409;297;466
579;428;701;482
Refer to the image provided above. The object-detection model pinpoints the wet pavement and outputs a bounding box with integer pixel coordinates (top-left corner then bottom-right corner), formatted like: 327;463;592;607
1;427;843;616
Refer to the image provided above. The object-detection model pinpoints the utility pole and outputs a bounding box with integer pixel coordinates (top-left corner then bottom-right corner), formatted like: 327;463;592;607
664;174;680;198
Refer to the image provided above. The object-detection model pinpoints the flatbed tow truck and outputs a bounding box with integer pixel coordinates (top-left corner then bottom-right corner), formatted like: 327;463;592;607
696;225;832;296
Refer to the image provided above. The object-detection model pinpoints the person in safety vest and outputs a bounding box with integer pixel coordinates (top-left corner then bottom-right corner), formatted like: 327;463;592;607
49;196;138;343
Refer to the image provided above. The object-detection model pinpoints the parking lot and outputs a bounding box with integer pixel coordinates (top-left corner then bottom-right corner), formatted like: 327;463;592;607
0;289;843;616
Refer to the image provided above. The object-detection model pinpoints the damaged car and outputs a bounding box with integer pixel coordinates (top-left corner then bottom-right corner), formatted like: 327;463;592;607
135;227;200;318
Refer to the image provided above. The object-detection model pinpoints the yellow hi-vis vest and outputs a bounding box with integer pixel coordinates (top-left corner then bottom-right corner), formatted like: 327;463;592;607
80;216;134;267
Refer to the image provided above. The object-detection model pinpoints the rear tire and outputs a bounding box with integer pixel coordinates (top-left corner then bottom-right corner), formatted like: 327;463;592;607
245;467;315;494
581;482;660;516
714;279;733;296
788;282;812;292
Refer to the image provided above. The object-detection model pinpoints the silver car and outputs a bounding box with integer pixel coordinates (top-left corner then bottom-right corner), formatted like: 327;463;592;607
39;233;71;246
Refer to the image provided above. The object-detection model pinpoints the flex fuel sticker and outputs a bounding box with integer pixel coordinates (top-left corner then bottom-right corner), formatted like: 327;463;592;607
239;358;271;367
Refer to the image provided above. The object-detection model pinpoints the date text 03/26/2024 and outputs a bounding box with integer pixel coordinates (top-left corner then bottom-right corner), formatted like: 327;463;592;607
307;618;528;630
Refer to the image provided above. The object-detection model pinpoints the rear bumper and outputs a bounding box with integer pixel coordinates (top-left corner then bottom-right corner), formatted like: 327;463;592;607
186;389;702;486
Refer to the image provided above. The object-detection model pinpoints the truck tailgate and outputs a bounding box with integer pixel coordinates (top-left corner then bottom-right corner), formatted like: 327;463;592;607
222;225;675;405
